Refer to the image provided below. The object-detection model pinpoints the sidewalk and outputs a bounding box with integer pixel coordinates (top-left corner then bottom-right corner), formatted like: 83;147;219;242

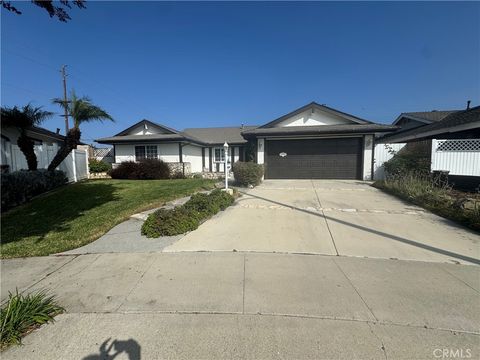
1;252;479;359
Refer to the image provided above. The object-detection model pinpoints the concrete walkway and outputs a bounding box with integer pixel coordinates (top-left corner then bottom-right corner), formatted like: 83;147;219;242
1;252;479;359
165;180;480;265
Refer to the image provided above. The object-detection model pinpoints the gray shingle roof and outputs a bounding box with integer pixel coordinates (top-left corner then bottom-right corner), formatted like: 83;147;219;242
399;110;458;123
380;106;480;143
96;133;185;144
182;126;258;144
242;124;397;137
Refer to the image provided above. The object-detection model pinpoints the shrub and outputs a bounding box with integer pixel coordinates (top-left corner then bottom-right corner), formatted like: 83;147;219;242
1;169;68;211
232;161;264;187
109;159;170;180
374;174;480;231
0;290;64;348
141;189;235;237
88;158;111;173
183;192;220;217
142;207;201;237
383;152;430;179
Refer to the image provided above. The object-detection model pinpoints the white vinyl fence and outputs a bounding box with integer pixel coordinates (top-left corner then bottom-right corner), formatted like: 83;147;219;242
9;144;89;182
373;142;407;180
431;139;480;176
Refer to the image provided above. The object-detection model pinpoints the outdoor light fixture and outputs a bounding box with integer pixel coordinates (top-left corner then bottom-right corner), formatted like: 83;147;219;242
223;141;229;190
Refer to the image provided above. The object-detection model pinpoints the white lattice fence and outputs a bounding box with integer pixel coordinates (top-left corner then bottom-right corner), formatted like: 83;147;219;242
431;139;480;176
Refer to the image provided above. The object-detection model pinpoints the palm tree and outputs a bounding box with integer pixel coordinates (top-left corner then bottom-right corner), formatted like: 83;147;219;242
48;91;114;171
1;104;53;170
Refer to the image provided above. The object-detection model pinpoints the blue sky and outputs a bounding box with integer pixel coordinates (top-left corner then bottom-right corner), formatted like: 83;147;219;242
2;1;479;145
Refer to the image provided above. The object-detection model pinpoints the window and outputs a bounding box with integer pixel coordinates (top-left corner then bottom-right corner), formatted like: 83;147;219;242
135;145;157;161
214;148;225;162
214;147;232;162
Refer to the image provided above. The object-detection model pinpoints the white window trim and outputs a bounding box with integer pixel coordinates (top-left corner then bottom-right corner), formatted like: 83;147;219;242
134;145;158;161
213;147;231;163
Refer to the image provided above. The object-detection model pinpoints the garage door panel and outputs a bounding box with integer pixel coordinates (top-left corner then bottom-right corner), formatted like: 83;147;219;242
265;138;362;179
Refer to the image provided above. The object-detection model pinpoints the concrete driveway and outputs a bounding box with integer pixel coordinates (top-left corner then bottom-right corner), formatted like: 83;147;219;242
165;180;480;265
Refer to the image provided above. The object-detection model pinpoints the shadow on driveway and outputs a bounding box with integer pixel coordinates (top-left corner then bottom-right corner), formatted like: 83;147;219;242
240;190;480;265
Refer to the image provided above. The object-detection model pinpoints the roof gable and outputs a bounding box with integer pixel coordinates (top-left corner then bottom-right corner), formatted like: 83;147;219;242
260;102;371;128
115;119;179;136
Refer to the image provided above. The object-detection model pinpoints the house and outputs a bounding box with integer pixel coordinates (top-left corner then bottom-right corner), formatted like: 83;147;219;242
96;102;397;180
242;102;396;180
378;105;480;189
1;125;65;171
96;119;258;174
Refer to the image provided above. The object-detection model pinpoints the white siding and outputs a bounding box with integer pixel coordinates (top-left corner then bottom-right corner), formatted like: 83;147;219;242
431;139;480;176
233;146;239;163
159;143;180;163
373;142;407;180
114;143;180;163
275;109;352;127
183;145;203;173
114;144;135;163
363;135;373;180
205;148;211;171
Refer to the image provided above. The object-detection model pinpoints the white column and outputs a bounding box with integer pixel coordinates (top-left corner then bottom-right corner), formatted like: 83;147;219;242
257;138;265;164
363;135;373;180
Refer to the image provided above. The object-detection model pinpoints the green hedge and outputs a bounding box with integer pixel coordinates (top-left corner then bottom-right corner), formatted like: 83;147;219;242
88;158;111;173
109;159;170;179
232;161;264;187
1;170;68;211
141;189;235;237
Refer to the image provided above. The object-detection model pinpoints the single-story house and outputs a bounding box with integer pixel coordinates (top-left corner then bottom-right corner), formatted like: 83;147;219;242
96;102;397;180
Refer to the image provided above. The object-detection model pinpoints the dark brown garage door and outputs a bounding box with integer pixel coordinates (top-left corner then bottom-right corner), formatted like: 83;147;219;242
265;138;363;179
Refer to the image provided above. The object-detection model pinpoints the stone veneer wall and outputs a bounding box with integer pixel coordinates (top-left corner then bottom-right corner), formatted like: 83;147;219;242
168;162;192;176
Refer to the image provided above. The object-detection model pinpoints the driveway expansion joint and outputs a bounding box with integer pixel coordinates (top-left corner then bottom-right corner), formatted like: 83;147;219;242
59;310;480;335
332;257;379;322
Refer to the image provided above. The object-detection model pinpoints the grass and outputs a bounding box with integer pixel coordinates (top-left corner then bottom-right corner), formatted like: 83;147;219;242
1;179;215;258
374;174;480;232
0;290;64;349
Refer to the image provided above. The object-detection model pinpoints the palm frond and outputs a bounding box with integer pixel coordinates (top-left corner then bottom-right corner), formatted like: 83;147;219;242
1;104;53;128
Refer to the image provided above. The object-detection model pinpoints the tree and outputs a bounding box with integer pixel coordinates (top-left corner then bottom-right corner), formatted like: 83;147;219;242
0;104;54;171
1;0;86;22
48;91;113;171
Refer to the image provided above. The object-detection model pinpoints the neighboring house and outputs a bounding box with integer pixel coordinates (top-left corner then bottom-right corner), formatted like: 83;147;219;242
392;110;458;131
1;125;65;171
378;105;480;189
96;102;397;180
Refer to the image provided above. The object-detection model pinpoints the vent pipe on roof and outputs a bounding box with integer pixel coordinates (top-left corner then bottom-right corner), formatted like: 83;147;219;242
56;128;60;134
467;100;471;110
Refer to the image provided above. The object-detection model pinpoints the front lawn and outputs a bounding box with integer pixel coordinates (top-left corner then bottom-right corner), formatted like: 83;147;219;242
1;179;215;258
